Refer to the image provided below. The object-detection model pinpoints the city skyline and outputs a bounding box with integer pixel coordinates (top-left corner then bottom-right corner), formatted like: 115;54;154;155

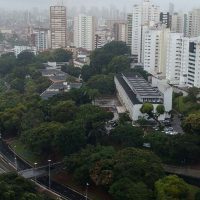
0;0;200;12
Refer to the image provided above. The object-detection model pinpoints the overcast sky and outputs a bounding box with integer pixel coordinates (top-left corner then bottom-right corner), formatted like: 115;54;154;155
0;0;199;12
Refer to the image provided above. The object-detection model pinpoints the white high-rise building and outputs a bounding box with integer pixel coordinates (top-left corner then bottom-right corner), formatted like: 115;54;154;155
187;9;200;37
143;26;170;75
165;33;189;85
171;12;186;34
187;38;200;87
131;0;160;63
126;13;133;48
32;28;49;51
50;5;67;49
74;14;95;51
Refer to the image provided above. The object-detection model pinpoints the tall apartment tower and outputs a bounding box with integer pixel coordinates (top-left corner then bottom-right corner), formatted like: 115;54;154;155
165;33;189;85
74;14;95;51
171;13;185;33
50;5;67;49
131;0;160;63
143;26;170;75
187;9;200;37
187;39;200;87
160;12;171;28
126;13;133;49
32;28;49;51
113;23;127;42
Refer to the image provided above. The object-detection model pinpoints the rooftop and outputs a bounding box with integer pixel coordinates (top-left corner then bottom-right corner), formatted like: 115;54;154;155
123;74;162;98
41;81;82;100
115;73;163;105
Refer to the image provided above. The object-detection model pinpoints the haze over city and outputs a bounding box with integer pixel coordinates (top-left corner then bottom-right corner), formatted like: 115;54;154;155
0;0;199;11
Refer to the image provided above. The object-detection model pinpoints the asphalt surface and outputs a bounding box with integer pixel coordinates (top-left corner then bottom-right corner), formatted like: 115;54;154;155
171;114;184;134
0;140;87;200
0;141;32;170
38;176;86;200
0;156;13;174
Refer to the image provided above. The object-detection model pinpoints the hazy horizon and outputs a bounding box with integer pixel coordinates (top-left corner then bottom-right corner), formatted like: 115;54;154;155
0;0;199;12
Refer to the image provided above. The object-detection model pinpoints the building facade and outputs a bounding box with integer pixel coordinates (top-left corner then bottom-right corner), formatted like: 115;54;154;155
74;14;95;51
32;28;49;51
115;73;172;121
14;46;37;57
50;5;67;49
131;0;160;63
126;13;133;48
143;26;170;76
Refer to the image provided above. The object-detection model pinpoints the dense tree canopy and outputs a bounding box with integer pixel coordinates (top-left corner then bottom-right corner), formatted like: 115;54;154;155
109;178;152;200
86;74;115;95
155;175;190;200
65;146;164;199
144;132;200;164
82;41;131;80
0;173;51;200
107;55;130;73
109;124;144;147
182;113;200;135
52;48;72;62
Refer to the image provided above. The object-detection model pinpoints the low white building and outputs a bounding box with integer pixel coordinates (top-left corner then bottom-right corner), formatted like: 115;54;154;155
14;46;37;57
115;73;172;121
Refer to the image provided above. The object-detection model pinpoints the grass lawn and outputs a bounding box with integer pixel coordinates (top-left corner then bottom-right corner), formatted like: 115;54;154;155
53;171;112;200
9;139;41;166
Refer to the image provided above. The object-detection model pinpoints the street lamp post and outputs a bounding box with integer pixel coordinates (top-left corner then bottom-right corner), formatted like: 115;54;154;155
48;160;51;189
34;162;38;182
85;182;89;200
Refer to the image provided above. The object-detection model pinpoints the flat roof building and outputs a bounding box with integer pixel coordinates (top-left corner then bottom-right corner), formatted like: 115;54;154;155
115;73;172;121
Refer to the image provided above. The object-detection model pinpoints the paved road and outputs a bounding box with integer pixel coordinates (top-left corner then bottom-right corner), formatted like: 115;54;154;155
0;141;32;170
38;176;86;200
0;156;13;174
171;113;184;134
0;140;87;200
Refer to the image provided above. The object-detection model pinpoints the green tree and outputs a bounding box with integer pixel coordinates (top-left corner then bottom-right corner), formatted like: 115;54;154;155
109;178;152;200
182;113;200;134
109;124;144;147
140;103;154;116
86;88;100;104
61;65;81;78
84;41;130;79
155;175;190;200
113;147;164;188
55;121;86;155
187;87;199;102
108;55;130;73
17;51;35;66
64;145;116;185
51;100;77;123
0;104;26;136
10;78;25;93
21;122;65;156
36;51;54;63
77;104;113;145
86;74;115;95
0;53;16;75
144;132;200;165
0;173;47;200
156;105;165;115
52;48;72;62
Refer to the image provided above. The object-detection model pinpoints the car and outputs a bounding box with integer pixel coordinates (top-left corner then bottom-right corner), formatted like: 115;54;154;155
167;127;174;131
